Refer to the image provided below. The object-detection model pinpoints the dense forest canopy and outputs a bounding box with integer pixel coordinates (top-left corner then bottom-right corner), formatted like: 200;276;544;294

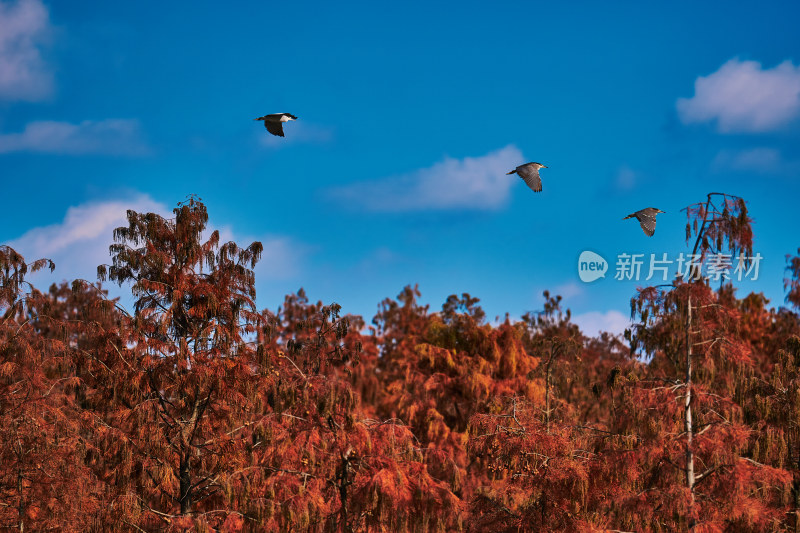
3;195;800;532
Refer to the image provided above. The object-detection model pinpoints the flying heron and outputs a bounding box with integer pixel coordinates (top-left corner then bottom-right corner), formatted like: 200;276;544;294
623;207;665;236
255;113;297;137
507;162;547;193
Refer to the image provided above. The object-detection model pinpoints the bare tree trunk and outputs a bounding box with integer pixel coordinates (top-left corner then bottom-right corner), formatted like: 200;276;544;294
336;450;353;533
545;348;552;434
179;451;192;515
794;429;800;533
541;492;548;527
14;430;25;533
338;478;349;533
17;467;24;533
685;296;695;528
177;385;211;516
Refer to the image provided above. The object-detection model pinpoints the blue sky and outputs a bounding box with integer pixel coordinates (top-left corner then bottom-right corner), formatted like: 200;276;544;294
2;0;800;334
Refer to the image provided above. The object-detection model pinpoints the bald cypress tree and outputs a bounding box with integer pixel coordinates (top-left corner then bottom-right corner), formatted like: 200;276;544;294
94;196;264;528
622;193;790;530
0;248;99;531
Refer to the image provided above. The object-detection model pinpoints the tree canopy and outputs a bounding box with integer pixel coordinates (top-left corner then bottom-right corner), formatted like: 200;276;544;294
2;196;800;532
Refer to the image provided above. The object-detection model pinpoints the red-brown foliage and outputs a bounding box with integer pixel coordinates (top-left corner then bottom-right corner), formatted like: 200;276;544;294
2;194;800;531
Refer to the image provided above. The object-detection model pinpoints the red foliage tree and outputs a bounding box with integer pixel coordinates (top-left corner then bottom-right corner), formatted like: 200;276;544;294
620;193;791;531
88;196;264;529
4;194;800;531
0;247;100;531
236;289;461;531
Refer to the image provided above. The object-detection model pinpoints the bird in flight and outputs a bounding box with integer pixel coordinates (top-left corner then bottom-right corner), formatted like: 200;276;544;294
255;113;297;137
507;162;547;192
623;207;665;236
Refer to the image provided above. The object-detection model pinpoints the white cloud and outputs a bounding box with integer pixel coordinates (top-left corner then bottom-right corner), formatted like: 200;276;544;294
677;58;800;133
0;119;151;156
7;196;169;288
5;197;306;305
551;281;584;301
253;237;308;281
329;145;524;211
572;309;630;337
712;147;783;173
0;0;53;101
257;121;333;148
